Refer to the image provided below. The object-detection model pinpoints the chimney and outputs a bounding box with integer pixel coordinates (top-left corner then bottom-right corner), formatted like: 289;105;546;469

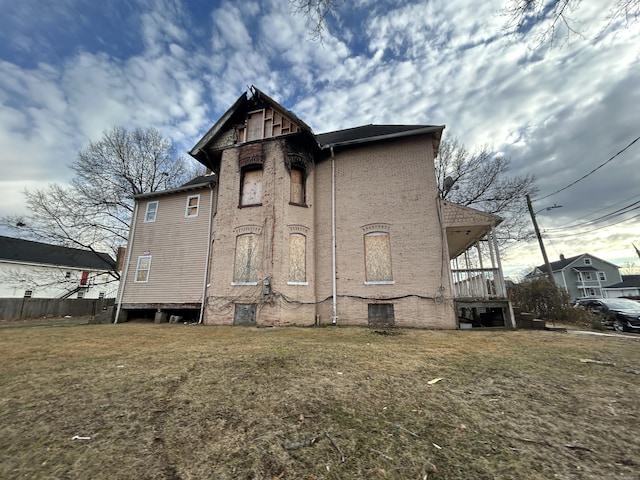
559;254;565;261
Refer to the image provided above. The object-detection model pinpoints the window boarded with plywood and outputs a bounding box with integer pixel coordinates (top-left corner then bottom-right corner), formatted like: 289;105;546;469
290;167;304;205
241;168;263;206
289;234;306;283
368;304;395;326
233;234;259;283
364;232;393;282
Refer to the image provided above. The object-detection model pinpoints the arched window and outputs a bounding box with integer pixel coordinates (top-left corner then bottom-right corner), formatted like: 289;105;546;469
233;234;259;284
288;234;306;284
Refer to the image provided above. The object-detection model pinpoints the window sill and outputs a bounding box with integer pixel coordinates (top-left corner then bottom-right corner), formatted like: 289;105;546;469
364;281;395;285
238;203;263;209
231;282;259;286
288;202;308;208
287;281;309;286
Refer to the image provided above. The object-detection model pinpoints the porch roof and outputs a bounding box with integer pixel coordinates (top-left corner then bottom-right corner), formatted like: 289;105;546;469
441;201;502;258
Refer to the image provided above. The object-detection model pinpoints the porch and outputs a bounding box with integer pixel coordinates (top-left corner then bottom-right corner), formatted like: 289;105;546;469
441;201;515;329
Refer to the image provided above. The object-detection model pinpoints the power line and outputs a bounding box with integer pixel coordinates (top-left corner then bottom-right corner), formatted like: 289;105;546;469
535;134;640;201
543;211;640;238
543;199;640;232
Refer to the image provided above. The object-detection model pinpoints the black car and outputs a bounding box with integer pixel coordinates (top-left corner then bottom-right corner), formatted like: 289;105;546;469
575;298;640;332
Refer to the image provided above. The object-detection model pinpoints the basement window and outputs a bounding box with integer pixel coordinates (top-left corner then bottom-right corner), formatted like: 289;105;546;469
135;255;152;283
185;194;200;218
368;304;395;326
144;201;158;223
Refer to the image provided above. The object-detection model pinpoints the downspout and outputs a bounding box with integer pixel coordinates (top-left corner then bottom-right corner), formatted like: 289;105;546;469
114;201;139;324
331;146;338;325
198;183;215;324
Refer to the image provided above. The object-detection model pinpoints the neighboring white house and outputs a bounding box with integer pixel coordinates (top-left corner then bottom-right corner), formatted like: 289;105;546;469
603;275;640;298
0;236;118;299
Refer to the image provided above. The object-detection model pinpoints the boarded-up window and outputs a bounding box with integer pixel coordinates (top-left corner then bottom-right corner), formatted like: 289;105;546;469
135;255;152;283
364;232;393;282
234;234;259;283
246;111;264;141
241;168;263;206
289;234;306;283
185;195;200;217
234;304;257;325
290;167;305;205
144;201;158;222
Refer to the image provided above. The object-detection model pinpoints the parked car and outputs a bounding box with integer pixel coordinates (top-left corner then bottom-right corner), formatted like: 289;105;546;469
575;298;640;332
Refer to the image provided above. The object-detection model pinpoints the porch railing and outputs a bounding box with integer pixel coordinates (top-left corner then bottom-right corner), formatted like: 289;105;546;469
451;268;506;299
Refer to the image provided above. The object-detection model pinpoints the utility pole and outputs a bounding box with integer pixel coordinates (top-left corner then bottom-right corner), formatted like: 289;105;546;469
526;193;555;285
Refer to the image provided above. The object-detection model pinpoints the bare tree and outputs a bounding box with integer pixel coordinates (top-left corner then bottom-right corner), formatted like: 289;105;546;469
1;127;194;279
435;134;538;243
292;0;639;45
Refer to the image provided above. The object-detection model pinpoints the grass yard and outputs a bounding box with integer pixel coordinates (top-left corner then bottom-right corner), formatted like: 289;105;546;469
1;323;639;479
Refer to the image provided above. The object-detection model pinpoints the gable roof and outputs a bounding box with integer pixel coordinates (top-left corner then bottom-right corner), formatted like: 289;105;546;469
529;253;620;276
0;236;116;270
189;86;313;158
315;124;444;153
604;275;640;289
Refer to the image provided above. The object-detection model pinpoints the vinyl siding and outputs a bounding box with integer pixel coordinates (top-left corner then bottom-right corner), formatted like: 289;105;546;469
122;187;214;305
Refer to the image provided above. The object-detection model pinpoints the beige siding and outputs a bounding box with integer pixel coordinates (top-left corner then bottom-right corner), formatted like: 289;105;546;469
122;187;214;305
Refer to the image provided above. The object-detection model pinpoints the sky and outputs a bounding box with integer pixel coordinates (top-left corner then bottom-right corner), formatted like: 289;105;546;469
1;0;638;278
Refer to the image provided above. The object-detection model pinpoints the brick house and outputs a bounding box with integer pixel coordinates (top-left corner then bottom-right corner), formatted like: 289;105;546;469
116;87;511;328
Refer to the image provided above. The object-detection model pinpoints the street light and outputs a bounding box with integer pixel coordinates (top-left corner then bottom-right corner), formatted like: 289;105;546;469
526;194;563;285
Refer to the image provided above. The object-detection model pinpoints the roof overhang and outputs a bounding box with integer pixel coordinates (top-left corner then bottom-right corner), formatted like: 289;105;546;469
134;177;216;200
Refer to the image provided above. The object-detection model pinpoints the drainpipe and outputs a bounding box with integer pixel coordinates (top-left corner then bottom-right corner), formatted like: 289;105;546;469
198;184;215;324
114;201;139;324
331;146;338;325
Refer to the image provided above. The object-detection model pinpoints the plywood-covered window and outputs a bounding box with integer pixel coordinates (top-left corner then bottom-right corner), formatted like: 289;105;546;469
246;111;264;141
364;232;393;283
288;234;306;284
233;234;259;284
185;195;200;217
135;255;152;283
240;168;263;206
144;201;158;223
290;167;305;205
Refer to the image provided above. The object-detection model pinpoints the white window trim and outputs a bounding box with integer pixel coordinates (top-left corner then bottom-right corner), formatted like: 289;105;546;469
287;281;309;286
144;201;158;223
185;194;200;218
134;255;152;283
584;258;592;265
364;280;396;285
231;281;259;286
598;271;607;281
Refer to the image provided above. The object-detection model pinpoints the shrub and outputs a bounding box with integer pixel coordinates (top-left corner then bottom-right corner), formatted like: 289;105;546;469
509;278;572;321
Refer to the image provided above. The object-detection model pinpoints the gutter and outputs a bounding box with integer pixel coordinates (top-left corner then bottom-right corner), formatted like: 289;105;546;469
198;184;215;324
114;202;139;324
318;126;444;150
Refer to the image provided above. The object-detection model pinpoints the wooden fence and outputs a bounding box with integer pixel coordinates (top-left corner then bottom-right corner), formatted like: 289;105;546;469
0;297;115;321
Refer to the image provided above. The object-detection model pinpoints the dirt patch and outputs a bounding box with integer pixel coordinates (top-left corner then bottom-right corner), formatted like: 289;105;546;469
1;324;639;479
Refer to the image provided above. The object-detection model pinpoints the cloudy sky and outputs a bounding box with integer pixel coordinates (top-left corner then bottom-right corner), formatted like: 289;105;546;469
1;0;638;277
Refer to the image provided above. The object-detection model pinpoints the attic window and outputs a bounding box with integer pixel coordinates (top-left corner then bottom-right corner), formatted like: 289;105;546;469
24;290;33;298
584;258;592;265
246;110;265;141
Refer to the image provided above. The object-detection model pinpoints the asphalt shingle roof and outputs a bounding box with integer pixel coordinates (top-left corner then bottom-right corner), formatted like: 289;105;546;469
315;124;444;149
606;275;640;289
0;236;115;270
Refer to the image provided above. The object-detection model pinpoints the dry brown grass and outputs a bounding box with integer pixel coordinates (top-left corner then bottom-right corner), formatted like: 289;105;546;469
1;323;639;479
